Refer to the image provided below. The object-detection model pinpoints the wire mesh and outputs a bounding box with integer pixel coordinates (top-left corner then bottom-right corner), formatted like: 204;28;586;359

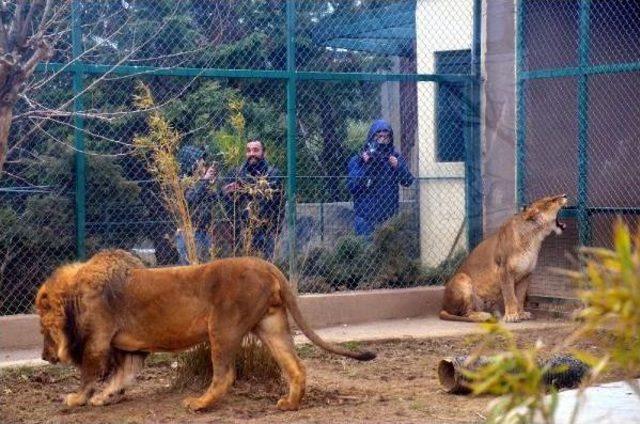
1;0;478;315
518;0;640;299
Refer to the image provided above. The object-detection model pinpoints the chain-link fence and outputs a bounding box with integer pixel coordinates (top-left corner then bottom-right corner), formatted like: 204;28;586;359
1;0;482;315
517;0;640;299
7;1;638;315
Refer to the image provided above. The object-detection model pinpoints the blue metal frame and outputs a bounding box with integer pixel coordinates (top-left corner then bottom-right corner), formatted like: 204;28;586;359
72;0;86;260
35;1;484;268
515;0;526;208
576;0;592;246
465;0;483;249
286;0;297;280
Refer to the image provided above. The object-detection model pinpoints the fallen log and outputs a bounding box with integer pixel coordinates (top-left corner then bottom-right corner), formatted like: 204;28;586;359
438;354;590;394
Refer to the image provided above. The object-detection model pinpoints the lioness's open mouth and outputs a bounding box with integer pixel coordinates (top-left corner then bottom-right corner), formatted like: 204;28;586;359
554;216;567;234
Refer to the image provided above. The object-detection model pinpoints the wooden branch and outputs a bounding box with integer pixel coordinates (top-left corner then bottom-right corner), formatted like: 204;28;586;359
0;1;8;52
37;0;63;38
9;0;26;48
17;0;40;48
21;39;51;77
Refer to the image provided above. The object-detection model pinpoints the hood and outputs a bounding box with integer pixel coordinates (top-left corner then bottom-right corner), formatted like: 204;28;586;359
366;119;394;145
178;145;205;176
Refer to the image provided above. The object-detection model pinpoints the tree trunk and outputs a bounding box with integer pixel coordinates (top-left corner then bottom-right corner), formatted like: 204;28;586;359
0;104;13;175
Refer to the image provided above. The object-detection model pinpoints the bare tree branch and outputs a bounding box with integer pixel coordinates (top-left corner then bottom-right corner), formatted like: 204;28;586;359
37;0;54;33
0;3;9;52
9;0;25;48
16;0;39;48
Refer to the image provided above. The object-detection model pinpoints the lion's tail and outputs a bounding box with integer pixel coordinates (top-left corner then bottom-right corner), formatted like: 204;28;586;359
439;310;493;323
274;267;376;361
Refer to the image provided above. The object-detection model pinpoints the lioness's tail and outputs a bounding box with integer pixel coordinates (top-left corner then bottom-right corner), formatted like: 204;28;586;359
439;310;494;323
274;267;376;361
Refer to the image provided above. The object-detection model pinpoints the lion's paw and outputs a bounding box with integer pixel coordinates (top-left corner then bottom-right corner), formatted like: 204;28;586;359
64;392;88;407
519;311;534;321
89;391;123;406
276;397;300;411
503;313;521;323
182;396;209;412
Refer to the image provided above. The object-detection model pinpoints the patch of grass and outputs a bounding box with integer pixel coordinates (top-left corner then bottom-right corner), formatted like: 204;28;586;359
146;352;175;367
0;364;75;382
172;336;281;391
342;341;362;351
296;344;316;359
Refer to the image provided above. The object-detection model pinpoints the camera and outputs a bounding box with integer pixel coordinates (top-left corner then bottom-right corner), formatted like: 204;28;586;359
365;141;387;161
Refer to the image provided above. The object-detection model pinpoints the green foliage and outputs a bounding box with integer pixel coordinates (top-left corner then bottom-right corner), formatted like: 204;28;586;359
299;213;466;291
464;324;558;424
567;220;640;389
464;220;640;423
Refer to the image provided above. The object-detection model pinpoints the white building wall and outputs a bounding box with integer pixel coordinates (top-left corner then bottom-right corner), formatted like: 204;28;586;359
415;0;472;266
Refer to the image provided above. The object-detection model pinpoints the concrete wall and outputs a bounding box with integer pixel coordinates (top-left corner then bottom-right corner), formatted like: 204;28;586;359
415;0;472;266
481;0;517;235
0;287;444;351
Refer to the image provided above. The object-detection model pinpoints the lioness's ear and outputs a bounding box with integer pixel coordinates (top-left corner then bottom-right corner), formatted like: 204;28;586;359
524;206;540;221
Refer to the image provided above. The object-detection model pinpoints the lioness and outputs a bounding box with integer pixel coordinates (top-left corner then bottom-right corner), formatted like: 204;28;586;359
36;250;375;411
440;194;568;323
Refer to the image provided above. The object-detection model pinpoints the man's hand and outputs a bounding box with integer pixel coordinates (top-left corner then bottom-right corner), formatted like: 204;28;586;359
388;156;398;168
223;182;241;195
362;152;371;163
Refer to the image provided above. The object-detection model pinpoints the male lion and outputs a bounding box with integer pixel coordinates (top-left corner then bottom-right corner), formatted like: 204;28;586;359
36;250;375;411
439;194;568;323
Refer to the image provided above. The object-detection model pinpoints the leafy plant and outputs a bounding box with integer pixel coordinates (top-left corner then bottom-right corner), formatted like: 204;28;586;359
464;324;558;424
565;219;640;396
133;81;199;264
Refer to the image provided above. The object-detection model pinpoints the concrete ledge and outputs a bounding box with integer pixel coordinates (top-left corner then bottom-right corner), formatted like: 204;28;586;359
0;287;444;351
0;314;42;351
297;286;443;328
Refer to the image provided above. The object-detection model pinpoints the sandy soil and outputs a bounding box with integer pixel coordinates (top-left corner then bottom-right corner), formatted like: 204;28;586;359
0;327;620;424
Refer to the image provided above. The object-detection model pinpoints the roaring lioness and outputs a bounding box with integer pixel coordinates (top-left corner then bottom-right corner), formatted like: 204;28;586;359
440;194;568;323
36;250;375;411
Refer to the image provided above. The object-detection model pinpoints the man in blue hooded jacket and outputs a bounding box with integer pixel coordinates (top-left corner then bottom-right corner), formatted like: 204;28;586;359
347;119;414;237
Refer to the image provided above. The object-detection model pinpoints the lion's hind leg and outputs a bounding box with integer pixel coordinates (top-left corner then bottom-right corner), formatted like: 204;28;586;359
89;352;147;406
255;307;306;411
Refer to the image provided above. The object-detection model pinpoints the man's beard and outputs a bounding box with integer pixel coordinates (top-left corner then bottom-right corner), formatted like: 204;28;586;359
246;156;265;173
247;156;262;165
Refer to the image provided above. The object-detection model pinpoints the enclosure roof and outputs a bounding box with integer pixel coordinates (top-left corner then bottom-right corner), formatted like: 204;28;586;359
311;1;415;57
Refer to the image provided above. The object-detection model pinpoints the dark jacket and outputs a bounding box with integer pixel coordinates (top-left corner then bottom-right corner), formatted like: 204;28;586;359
224;158;285;234
185;178;219;232
347;119;414;224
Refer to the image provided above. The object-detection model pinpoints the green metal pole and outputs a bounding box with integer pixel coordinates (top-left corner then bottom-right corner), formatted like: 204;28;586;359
515;0;526;208
72;0;86;260
577;0;591;246
286;0;298;281
465;0;483;249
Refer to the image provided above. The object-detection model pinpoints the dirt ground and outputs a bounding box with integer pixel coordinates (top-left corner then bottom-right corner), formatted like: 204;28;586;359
0;326;621;424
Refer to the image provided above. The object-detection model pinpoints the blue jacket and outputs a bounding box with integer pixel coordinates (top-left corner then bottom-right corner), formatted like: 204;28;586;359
347;120;414;224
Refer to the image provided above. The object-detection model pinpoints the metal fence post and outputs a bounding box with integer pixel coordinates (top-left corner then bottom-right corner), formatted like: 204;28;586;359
72;0;86;260
577;0;592;246
515;0;526;208
286;0;298;283
465;0;483;249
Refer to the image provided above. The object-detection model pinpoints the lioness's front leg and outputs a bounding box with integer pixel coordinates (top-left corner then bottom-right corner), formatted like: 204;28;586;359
501;270;520;323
